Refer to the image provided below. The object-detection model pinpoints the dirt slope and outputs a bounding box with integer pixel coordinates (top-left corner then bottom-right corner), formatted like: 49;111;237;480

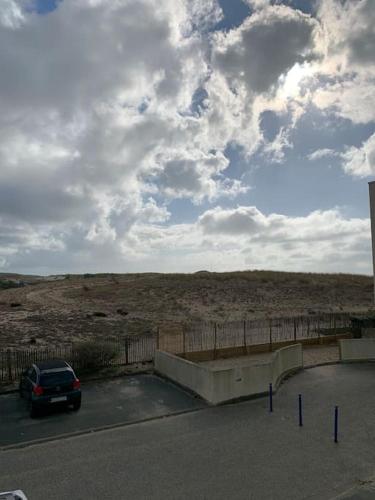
0;271;373;348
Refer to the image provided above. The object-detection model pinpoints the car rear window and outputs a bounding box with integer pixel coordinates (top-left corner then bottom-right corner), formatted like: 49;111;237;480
40;370;75;386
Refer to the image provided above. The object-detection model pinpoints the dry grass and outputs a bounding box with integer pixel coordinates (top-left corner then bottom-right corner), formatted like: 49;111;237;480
0;270;373;349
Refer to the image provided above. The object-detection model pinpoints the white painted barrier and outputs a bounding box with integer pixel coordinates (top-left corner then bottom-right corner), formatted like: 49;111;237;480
155;350;214;401
339;339;375;362
155;344;303;404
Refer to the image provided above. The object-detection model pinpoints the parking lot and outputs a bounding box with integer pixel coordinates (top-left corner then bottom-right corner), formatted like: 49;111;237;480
2;363;375;499
0;373;206;448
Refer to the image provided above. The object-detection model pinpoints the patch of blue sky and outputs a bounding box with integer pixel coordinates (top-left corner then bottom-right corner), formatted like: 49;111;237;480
157;198;209;225
282;0;317;15
31;0;63;15
214;0;316;34
214;0;251;31
234;110;375;218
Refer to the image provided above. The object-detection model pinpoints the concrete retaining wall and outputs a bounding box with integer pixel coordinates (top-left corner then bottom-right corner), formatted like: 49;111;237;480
339;339;375;362
155;350;214;401
155;344;303;404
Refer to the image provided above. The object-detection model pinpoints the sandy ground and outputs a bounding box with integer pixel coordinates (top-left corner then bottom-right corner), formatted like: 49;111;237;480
0;271;373;349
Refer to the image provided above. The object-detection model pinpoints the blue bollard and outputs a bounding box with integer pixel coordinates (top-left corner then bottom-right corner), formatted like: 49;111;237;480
299;394;303;427
334;406;338;443
269;383;273;412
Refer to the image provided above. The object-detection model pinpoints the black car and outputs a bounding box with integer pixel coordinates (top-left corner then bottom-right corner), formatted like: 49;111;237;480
19;359;81;417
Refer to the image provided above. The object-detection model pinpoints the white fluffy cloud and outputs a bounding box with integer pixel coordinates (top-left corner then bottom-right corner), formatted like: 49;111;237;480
122;206;371;274
0;0;372;274
310;0;375;125
341;133;375;177
307;148;338;161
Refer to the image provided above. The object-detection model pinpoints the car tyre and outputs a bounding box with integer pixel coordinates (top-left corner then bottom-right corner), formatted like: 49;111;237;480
72;400;81;411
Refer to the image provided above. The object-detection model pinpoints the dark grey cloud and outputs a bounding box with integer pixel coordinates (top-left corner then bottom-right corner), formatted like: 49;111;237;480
212;5;319;94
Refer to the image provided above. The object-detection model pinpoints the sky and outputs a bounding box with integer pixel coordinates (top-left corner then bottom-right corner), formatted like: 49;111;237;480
0;0;374;276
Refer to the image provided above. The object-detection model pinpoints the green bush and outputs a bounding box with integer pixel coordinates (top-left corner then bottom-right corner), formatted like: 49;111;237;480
74;341;118;371
0;280;20;290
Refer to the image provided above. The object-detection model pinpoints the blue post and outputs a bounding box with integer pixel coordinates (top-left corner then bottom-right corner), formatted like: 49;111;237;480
334;406;338;443
269;383;273;412
299;394;303;427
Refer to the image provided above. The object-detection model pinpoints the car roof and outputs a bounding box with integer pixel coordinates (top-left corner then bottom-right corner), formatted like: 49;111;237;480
34;359;70;371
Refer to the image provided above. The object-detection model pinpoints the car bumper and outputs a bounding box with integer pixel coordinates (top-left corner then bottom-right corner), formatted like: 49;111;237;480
32;390;81;408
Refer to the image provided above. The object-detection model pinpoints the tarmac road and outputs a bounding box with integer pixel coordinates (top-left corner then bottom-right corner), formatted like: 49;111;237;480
0;373;206;447
2;364;375;499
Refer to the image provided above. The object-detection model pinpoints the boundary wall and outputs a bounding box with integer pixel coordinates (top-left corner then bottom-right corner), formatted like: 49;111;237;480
155;344;302;405
339;339;375;362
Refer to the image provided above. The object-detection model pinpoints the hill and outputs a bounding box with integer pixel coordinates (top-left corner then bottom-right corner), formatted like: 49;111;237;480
0;270;373;348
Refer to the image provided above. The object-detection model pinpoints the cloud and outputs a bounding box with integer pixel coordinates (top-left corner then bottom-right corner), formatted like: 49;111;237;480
121;206;371;274
341;132;375;178
310;0;375;124
307;148;338;161
212;5;320;94
0;0;372;275
0;0;24;28
198;206;269;234
150;151;248;203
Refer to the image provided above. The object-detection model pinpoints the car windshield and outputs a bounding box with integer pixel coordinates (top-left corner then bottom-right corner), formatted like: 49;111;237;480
39;371;74;386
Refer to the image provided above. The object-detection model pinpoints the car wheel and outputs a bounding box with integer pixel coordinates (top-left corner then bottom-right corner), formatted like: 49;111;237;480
72;400;81;411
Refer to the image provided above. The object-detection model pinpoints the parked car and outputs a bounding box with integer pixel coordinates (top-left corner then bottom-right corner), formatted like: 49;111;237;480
0;491;28;500
19;359;81;418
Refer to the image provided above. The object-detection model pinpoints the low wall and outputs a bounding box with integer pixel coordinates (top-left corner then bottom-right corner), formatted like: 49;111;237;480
155;344;303;405
339;339;375;362
155;350;213;401
361;328;375;338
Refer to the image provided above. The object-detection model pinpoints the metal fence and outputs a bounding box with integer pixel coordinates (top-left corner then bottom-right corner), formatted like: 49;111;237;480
0;334;156;383
0;312;355;383
159;312;354;355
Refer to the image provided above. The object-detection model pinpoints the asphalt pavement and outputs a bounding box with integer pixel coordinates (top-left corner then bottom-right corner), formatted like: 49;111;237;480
0;374;206;447
2;364;375;499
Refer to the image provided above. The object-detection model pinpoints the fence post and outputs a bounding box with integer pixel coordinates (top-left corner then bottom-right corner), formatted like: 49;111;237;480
334;315;337;342
124;337;129;365
318;316;322;345
269;383;273;412
182;325;186;357
243;320;247;354
334;406;339;443
156;327;160;351
269;320;272;352
307;317;310;338
294;318;297;342
213;322;217;360
6;349;12;382
299;394;303;427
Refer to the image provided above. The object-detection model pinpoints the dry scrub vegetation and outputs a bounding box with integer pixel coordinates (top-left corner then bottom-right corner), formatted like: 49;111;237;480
0;270;373;349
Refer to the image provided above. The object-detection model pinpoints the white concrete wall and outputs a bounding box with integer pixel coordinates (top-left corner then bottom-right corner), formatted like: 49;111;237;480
339;339;375;362
210;344;303;404
155;350;214;401
155;344;303;404
361;328;375;338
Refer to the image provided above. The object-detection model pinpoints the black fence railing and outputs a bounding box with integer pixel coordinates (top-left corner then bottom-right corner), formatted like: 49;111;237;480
0;334;156;383
0;312;356;383
159;312;354;355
